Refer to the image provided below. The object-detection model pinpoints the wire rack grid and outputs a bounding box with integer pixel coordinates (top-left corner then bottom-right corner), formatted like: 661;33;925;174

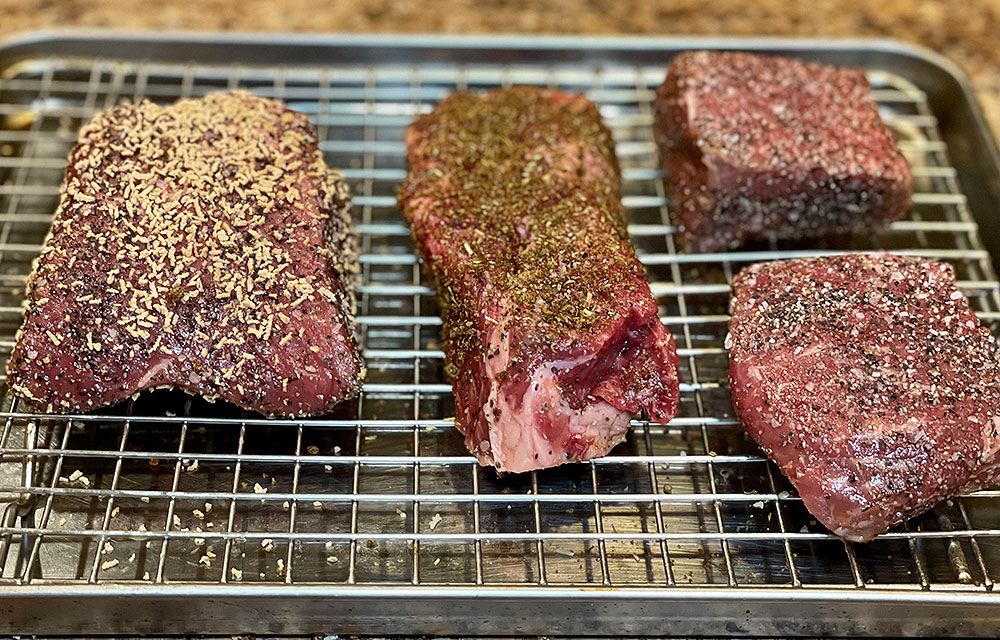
0;49;999;607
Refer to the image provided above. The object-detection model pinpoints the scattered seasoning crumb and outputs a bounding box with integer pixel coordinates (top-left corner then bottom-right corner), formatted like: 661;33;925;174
253;483;267;494
185;459;199;473
261;538;274;552
428;513;442;531
192;509;205;519
433;558;441;566
101;559;119;571
230;568;243;581
140;496;150;503
326;555;338;565
198;554;212;567
306;445;319;455
313;501;324;510
110;506;120;518
172;514;182;528
333;446;342;454
128;552;136;563
396;508;406;519
58;517;67;526
204;502;213;513
194;538;206;546
324;464;333;472
102;541;114;554
283;501;290;510
142;571;151;581
276;558;286;577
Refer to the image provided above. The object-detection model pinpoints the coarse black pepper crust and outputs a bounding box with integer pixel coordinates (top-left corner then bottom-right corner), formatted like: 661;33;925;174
7;91;363;416
654;51;914;253
401;87;680;473
728;253;1000;541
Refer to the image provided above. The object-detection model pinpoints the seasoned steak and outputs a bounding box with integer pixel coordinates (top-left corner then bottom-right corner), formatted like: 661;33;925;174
728;254;1000;541
7;92;363;416
654;51;913;253
401;87;680;473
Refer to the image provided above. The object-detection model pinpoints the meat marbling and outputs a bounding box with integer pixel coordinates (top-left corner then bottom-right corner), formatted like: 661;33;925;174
401;87;680;473
728;253;1000;541
7;91;363;416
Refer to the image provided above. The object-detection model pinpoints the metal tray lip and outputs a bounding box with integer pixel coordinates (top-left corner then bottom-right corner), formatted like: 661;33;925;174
0;27;977;66
0;582;997;605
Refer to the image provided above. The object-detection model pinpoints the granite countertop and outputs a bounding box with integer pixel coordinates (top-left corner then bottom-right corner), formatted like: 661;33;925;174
0;0;996;136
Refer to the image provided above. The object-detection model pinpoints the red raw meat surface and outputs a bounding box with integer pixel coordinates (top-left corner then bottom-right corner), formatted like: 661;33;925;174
729;254;1000;541
402;87;680;473
7;92;362;416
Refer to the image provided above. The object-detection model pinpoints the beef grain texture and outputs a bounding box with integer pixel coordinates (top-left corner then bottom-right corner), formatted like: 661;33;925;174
654;51;913;253
728;253;1000;541
401;87;680;473
7;92;363;416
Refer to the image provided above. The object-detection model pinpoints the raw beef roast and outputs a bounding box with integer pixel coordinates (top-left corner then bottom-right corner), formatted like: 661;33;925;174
654;51;913;253
728;254;1000;541
401;87;680;473
7;92;363;416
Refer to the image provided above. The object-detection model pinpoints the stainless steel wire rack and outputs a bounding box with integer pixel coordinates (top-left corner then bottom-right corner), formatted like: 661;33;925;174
0;32;999;637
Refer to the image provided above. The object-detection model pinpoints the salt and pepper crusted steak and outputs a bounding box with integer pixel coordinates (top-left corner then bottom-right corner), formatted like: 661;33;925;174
654;51;913;253
7;92;363;416
728;254;1000;541
401;87;680;473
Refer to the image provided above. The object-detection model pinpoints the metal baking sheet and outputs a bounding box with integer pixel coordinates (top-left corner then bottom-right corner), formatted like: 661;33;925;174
0;31;999;637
